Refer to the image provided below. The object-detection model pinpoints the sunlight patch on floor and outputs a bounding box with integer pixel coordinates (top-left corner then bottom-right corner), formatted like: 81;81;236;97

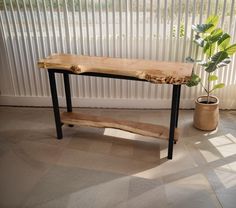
199;149;221;163
208;134;236;158
214;168;236;189
103;128;137;140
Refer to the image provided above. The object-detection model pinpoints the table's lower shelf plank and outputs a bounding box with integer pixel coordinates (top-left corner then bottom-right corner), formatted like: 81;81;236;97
61;112;179;142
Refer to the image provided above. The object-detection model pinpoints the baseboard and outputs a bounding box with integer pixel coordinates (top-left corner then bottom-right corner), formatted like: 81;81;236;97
0;95;195;109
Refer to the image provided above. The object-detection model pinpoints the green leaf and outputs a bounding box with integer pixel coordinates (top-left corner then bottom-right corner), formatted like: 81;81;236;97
205;63;217;73
217;58;231;68
208;75;218;81
194;37;205;47
204;42;216;57
205;16;219;33
208;28;223;42
194;34;205;47
192;24;214;33
185;57;195;63
211;51;229;63
212;83;225;91
206;15;219;26
218;33;230;50
185;57;202;63
203;42;210;53
225;44;236;55
186;73;201;87
205;51;228;72
199;61;211;67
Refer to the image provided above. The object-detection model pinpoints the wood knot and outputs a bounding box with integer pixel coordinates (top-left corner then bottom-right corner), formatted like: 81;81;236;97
71;65;81;73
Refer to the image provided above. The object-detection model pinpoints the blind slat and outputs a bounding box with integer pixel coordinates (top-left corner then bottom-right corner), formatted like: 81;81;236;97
0;0;236;109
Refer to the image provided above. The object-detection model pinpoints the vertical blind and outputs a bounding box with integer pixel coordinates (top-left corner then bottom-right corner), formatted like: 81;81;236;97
0;0;236;108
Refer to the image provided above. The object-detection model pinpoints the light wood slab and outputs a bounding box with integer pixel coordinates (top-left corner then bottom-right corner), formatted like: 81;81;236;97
61;112;179;142
38;54;193;84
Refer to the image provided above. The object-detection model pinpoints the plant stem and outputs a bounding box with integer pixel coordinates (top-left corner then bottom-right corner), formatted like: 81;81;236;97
200;81;208;94
206;40;212;104
207;73;211;104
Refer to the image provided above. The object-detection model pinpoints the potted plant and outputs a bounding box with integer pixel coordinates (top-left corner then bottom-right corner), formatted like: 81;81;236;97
187;15;236;131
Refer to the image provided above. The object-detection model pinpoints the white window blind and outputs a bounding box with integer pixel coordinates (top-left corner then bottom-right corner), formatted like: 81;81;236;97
0;0;236;109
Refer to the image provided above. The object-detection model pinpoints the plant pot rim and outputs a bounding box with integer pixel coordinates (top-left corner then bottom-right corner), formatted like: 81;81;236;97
195;95;219;106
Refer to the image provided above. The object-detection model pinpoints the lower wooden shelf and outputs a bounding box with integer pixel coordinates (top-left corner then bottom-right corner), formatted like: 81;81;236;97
61;112;179;142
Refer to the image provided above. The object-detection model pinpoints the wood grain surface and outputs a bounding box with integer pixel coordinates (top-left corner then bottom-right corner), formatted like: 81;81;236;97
61;111;179;141
38;54;193;84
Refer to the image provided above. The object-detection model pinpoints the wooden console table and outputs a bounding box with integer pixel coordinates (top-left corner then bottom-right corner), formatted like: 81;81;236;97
38;54;193;159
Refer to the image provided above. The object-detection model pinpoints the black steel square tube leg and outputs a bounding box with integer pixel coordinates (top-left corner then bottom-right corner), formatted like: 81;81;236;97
175;85;181;128
48;70;63;139
63;73;72;112
63;72;73;127
168;85;180;159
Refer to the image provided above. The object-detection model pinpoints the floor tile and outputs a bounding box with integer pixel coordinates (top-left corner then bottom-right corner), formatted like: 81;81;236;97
0;107;236;208
165;173;222;208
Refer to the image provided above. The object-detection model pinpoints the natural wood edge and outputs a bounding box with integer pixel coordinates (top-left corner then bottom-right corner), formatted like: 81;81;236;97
38;62;190;84
61;112;179;142
70;66;190;84
38;55;192;84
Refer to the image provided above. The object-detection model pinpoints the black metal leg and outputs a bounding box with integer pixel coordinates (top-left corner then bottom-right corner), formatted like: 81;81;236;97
63;73;74;127
175;85;181;128
48;70;63;139
63;73;72;112
168;85;180;159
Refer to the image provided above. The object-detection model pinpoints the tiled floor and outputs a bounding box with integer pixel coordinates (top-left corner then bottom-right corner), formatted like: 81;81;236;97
0;107;236;208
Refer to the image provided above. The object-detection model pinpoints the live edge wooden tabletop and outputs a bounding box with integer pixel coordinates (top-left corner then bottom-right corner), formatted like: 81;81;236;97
38;54;193;84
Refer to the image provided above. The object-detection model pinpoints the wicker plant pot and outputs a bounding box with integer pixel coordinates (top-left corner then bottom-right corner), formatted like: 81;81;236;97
193;96;219;131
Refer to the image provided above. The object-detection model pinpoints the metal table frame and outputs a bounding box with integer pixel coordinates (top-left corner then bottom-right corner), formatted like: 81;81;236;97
48;69;181;159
